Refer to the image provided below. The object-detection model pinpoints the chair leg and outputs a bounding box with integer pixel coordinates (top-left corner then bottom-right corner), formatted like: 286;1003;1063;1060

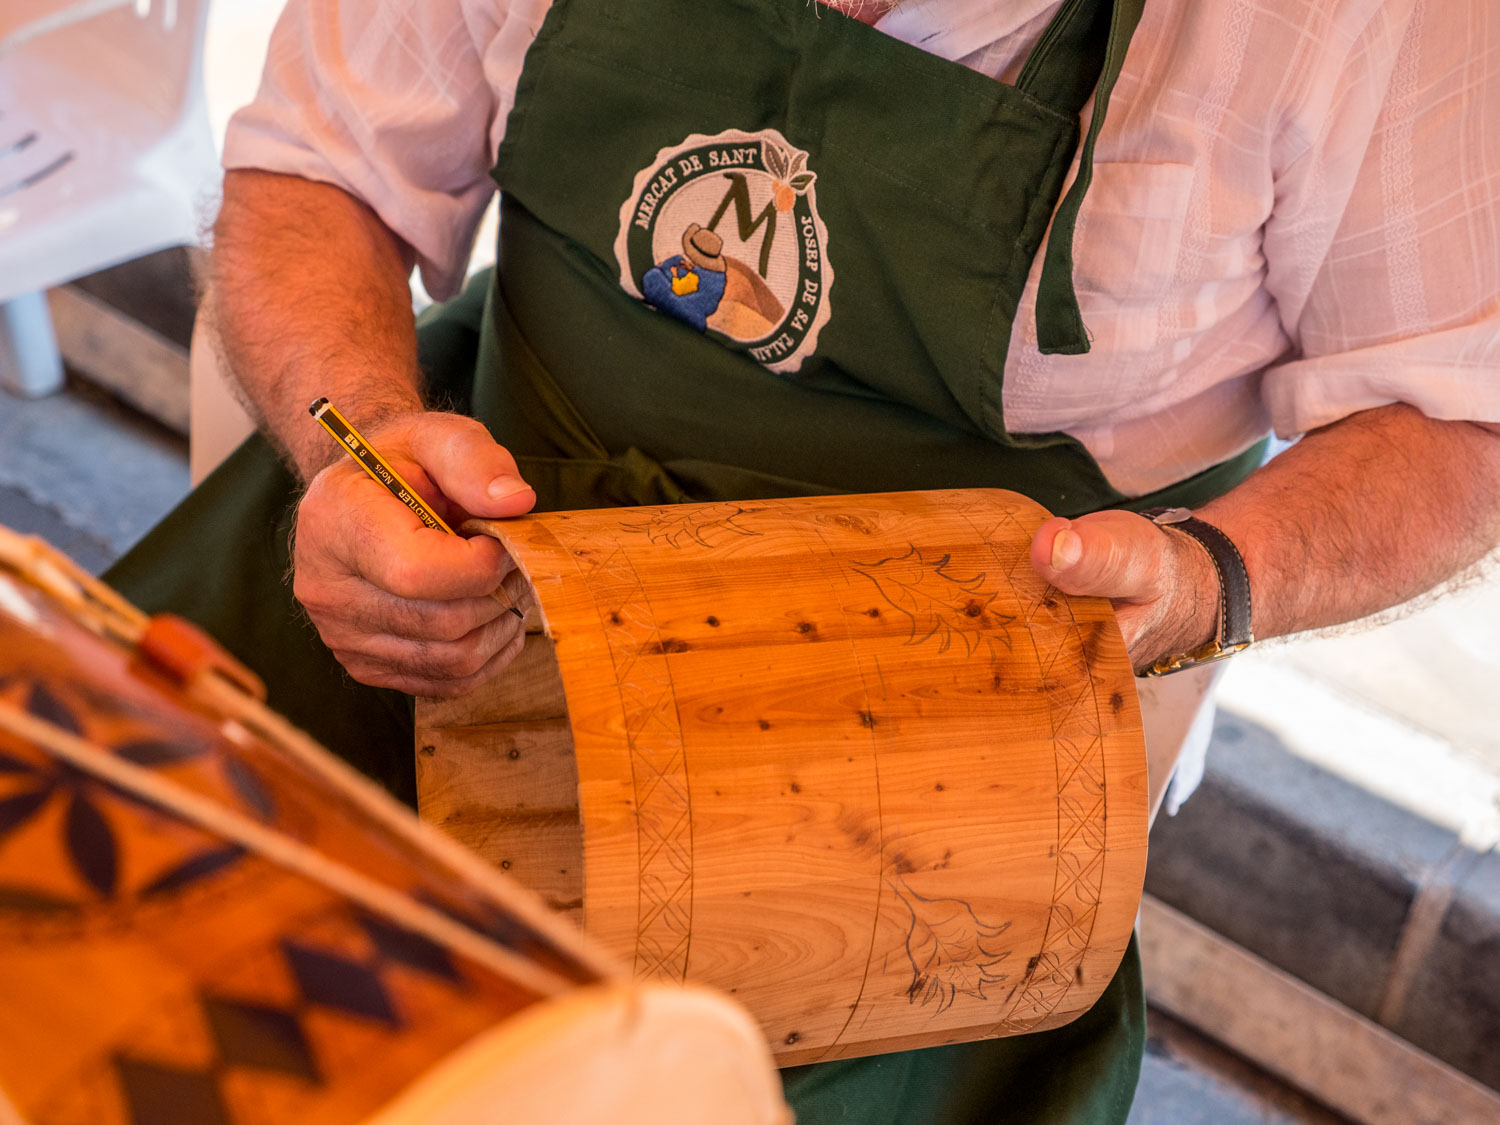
0;291;65;398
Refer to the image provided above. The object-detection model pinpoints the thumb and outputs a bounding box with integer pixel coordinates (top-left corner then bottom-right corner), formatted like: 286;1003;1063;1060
1029;511;1168;602
405;415;536;519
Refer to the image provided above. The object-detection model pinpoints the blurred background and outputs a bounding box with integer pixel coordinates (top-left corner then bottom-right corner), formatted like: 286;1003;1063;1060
1;2;1496;1122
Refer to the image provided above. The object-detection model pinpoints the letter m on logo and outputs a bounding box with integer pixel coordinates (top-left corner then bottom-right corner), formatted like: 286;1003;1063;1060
707;173;777;277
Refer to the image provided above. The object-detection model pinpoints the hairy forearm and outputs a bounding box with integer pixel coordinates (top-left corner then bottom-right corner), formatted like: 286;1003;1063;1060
209;169;423;480
1198;405;1500;642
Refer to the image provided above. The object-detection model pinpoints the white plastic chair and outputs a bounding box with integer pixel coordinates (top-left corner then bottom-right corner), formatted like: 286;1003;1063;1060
0;0;218;397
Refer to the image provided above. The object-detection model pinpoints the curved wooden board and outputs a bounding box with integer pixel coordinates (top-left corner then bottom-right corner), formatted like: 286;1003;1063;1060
432;489;1148;1062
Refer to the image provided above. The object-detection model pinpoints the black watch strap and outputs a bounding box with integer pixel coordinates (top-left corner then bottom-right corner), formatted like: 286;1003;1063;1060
1139;507;1254;676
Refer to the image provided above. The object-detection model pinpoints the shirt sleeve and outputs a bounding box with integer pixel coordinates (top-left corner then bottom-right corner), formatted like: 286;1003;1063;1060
1259;0;1500;437
222;0;507;300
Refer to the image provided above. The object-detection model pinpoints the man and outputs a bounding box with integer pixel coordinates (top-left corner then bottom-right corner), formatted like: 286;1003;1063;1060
110;0;1500;1119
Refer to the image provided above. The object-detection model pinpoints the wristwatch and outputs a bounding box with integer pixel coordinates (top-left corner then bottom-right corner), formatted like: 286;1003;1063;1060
1138;507;1254;677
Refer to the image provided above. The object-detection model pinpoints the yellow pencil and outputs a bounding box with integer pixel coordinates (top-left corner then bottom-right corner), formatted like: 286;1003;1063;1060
309;397;523;617
309;397;455;533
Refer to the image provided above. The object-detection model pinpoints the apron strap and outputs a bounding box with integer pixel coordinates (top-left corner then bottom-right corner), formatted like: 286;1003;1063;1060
1017;0;1148;355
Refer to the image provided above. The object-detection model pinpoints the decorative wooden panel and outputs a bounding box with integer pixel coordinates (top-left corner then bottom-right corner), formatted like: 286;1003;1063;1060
417;489;1148;1065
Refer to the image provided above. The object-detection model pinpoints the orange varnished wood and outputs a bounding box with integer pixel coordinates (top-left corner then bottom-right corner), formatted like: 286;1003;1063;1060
0;566;602;1124
417;489;1148;1063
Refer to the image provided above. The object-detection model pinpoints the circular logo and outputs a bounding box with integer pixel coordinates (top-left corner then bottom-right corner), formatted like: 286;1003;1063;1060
614;129;834;374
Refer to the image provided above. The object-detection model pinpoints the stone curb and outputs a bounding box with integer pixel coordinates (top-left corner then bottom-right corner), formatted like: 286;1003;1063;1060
1146;710;1500;1092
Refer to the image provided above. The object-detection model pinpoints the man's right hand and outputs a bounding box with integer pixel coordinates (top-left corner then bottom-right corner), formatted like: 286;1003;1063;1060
292;411;537;699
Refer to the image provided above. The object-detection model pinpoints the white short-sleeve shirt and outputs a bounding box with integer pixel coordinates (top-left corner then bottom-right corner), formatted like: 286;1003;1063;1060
224;0;1500;496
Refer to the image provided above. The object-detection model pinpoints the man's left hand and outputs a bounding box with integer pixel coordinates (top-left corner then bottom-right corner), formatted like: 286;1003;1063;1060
1030;511;1221;674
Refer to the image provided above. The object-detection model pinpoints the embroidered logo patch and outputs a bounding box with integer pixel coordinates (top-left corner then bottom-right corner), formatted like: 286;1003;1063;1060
614;129;833;373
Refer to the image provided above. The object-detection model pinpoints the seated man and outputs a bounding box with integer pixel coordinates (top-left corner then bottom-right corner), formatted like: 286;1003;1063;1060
110;0;1500;1119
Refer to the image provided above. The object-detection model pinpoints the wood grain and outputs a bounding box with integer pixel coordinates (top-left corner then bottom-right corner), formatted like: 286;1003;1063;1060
47;285;189;433
1140;895;1500;1125
0;556;604;1125
418;489;1149;1062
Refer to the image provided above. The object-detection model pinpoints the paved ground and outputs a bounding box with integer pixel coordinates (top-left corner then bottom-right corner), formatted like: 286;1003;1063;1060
0;376;187;572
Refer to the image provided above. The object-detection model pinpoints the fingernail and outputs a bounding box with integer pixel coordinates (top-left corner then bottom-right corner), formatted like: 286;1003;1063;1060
1051;529;1083;571
487;475;533;501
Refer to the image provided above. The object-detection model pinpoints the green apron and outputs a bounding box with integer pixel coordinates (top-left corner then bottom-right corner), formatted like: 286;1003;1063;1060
107;0;1267;1119
471;0;1264;516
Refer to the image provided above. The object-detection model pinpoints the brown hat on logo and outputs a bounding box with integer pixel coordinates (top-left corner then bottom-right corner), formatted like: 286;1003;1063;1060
681;223;727;273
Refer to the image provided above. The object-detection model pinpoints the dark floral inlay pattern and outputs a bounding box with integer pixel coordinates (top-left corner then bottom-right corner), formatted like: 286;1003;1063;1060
0;679;272;908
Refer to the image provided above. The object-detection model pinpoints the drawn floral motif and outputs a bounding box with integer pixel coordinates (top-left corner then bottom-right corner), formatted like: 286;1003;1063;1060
0;679;270;908
619;504;763;549
851;545;1016;656
892;876;1012;1013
